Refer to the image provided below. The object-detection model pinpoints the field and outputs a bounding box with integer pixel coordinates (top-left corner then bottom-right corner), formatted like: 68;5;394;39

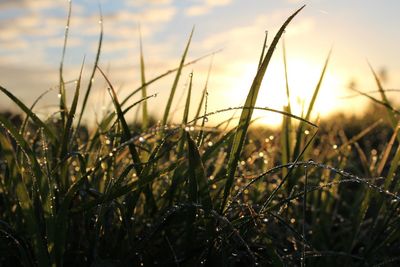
1;5;400;267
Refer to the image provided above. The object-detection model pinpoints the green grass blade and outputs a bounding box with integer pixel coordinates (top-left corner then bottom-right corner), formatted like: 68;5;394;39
59;0;72;125
139;24;149;130
60;58;84;160
98;66;156;211
97;66;142;174
77;8;103;130
258;31;268;69
368;62;397;125
305;47;332;121
194;55;213;126
54;174;87;266
281;36;292;177
376;123;399;176
162;26;194;126
182;72;193;126
386;141;400;190
0;86;57;143
120;48;221;107
0;115;50;266
289;48;331;191
177;72;194;154
186;132;213;213
221;5;305;212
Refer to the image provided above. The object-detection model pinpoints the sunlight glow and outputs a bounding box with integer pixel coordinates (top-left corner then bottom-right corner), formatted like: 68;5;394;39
214;58;344;127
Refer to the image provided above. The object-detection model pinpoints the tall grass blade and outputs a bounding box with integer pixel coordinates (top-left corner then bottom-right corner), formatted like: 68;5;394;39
120;48;220;107
77;8;103;129
139;24;149;130
60;58;84;160
221;5;305;212
97;66;142;173
0;86;57;143
305;48;332;121
182;72;193;126
281;36;292;177
186;132;213;213
289;48;331;191
97;67;156;211
162;27;194;126
59;0;72;125
194;55;213;126
258;31;268;69
368;62;397;126
376;123;399;176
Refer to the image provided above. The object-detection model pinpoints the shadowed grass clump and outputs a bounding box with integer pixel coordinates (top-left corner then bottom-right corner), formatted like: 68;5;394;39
1;4;400;267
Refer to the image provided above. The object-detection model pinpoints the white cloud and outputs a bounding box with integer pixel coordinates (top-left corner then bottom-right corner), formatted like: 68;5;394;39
126;0;173;8
185;0;232;17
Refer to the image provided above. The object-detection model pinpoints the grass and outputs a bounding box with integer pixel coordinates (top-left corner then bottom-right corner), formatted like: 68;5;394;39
1;4;400;267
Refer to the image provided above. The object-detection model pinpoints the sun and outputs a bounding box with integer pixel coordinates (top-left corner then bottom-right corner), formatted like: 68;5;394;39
207;56;344;127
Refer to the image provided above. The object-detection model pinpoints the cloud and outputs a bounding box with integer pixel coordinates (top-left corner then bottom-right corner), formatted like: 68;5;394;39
0;0;62;10
185;0;232;17
127;0;173;6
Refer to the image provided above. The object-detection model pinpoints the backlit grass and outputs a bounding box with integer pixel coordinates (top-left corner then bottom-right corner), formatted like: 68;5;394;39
1;5;400;266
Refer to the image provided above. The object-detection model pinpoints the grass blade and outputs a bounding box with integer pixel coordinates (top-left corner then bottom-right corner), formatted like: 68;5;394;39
97;66;156;211
221;5;305;212
139;24;149;130
186;132;213;213
0;115;50;266
0;86;57;143
194;55;213;126
281;36;292;177
120;48;221;107
60;58;85;161
59;0;72;125
288;48;331;191
77;7;103;129
162;27;194;126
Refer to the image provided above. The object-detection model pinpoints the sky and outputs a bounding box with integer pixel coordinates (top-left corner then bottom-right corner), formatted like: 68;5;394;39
0;0;399;127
